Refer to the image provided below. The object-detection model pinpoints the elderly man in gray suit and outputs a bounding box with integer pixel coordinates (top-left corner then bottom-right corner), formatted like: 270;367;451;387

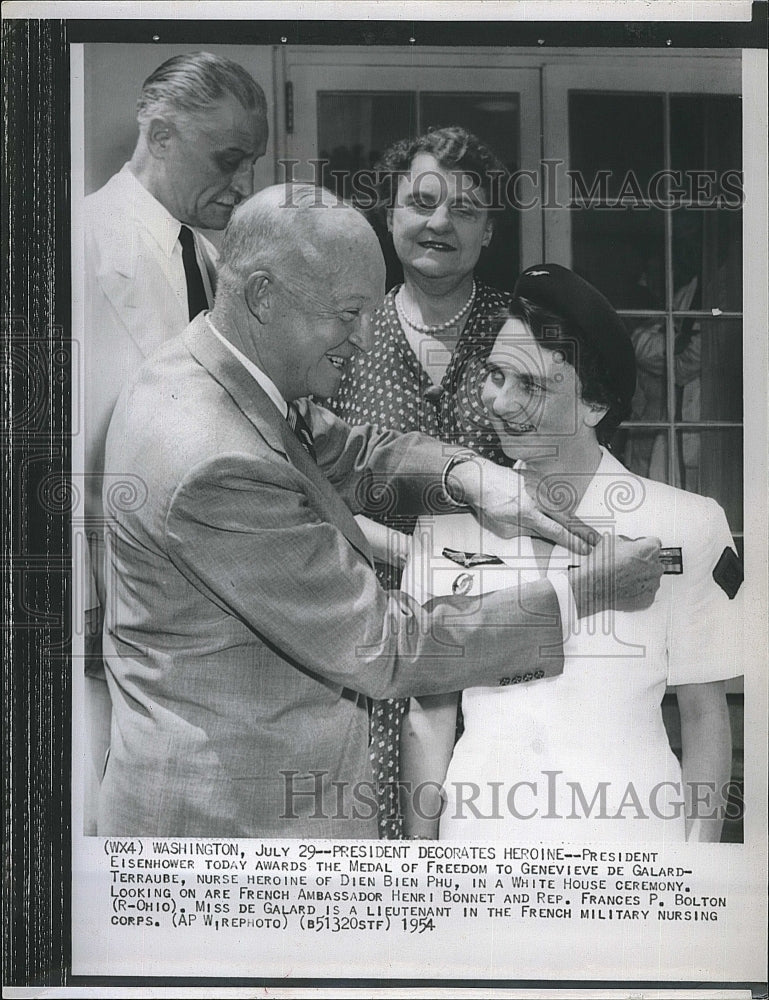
98;183;663;838
83;52;268;829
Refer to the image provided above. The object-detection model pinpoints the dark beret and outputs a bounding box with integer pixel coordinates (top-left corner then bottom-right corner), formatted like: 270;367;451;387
513;263;636;412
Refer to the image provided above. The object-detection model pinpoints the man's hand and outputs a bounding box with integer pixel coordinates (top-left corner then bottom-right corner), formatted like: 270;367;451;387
449;457;596;554
354;514;411;569
569;535;664;618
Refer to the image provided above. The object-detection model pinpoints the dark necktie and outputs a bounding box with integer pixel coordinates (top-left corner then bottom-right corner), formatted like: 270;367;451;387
178;224;209;320
287;403;316;461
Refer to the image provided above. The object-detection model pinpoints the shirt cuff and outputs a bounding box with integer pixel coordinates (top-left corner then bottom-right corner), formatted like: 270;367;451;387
550;571;577;643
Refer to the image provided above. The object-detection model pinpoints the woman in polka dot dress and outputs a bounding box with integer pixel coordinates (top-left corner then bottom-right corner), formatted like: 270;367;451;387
329;126;515;839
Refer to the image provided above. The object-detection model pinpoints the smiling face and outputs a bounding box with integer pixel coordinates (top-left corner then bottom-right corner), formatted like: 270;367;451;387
156;94;268;229
265;224;386;401
481;317;606;469
388;152;493;286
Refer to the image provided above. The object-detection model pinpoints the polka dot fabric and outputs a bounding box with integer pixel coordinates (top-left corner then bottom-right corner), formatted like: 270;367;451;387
329;280;513;838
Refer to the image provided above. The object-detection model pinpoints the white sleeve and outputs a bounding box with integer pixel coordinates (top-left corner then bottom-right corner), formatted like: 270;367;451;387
667;497;744;686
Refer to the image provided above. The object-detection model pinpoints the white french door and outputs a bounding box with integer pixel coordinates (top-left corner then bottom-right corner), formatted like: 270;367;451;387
280;47;543;270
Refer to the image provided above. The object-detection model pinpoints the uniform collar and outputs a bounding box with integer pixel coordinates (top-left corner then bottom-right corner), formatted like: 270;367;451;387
515;446;634;523
571;446;636;521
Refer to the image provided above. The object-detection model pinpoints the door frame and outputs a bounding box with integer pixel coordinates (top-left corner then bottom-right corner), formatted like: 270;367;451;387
540;54;742;262
281;45;545;264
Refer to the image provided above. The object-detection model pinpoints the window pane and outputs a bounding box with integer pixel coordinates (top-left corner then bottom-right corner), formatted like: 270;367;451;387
571;209;665;309
679;429;743;532
670;94;742;177
610;426;669;486
571;91;743;538
420;93;520;172
569;93;664;200
677;317;742;423
624;316;742;428
610;427;742;532
419;92;521;291
318;91;415;291
672;209;742;313
625;313;669;424
317;92;416;199
670;95;742;312
317;90;522;292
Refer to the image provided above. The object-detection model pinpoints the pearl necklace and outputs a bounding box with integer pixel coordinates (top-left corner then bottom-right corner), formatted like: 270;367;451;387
395;280;476;335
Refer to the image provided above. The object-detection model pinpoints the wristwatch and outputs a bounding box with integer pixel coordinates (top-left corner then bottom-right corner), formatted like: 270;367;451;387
440;450;477;508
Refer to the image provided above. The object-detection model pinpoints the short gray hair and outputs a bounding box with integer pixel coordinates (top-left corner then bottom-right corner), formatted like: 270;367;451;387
136;52;267;133
216;184;366;296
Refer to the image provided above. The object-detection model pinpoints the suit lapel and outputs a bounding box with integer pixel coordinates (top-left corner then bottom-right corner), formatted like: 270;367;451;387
183;315;289;457
183;317;373;566
282;416;375;564
94;174;188;351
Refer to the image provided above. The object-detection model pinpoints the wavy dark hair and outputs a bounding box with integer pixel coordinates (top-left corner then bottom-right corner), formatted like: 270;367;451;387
360;126;515;290
366;125;509;217
489;297;631;444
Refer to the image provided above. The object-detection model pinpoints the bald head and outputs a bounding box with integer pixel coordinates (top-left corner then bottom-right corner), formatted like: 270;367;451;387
212;184;386;401
217;184;382;294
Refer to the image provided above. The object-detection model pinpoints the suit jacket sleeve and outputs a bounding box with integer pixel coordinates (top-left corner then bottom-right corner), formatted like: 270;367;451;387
304;400;475;518
164;450;564;699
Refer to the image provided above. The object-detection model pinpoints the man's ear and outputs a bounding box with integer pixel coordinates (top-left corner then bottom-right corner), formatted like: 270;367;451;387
481;218;494;247
583;401;609;428
244;271;272;324
146;117;175;159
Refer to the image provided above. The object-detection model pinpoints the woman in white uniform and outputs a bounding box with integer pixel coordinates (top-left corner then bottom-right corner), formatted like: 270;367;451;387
401;264;743;843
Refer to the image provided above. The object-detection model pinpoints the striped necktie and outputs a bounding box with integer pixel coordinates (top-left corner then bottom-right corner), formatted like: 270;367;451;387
178;224;209;320
287;403;316;461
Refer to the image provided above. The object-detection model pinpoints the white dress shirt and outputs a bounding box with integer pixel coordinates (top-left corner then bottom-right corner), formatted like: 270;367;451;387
113;165;215;310
206;316;289;418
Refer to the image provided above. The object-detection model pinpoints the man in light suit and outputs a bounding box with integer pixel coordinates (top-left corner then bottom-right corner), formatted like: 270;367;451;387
82;53;268;828
98;184;663;838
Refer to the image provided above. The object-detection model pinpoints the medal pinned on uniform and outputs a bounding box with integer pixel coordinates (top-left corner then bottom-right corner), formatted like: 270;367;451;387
443;548;505;596
443;547;505;568
451;572;475;596
659;546;683;574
